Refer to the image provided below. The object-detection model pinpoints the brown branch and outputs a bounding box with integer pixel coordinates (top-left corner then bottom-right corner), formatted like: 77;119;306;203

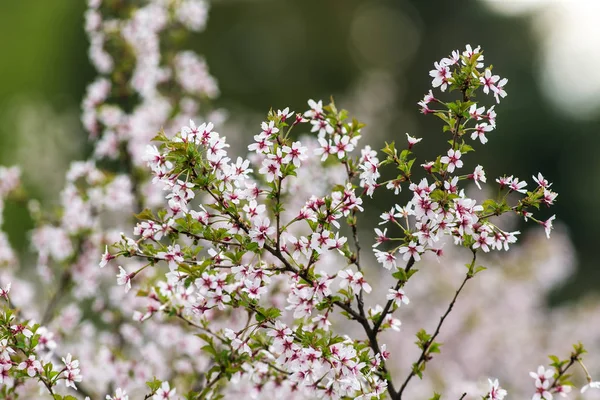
197;186;405;397
275;176;282;251
343;159;369;329
372;257;416;334
549;353;579;391
450;86;469;151
396;252;476;399
174;312;228;344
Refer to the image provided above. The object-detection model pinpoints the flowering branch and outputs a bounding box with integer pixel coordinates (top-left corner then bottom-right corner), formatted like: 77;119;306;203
0;2;588;395
98;43;572;400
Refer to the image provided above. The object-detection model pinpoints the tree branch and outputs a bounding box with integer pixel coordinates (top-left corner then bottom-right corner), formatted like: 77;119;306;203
396;252;476;399
372;257;416;334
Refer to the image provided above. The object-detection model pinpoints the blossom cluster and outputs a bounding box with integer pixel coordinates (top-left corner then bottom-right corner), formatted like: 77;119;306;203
83;0;221;167
0;282;82;398
101;44;589;400
379;227;600;399
109;102;389;398
0;0;227;398
371;45;558;277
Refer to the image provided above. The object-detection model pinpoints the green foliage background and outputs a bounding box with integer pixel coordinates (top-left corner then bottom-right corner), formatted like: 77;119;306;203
0;0;597;300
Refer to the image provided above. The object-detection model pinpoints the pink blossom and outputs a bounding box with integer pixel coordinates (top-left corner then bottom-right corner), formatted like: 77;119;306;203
440;149;463;173
541;215;556;239
386;288;409;307
398;241;424;261
17;355;41;377
480;68;500;94
470;165;487;189
116;266;132;292
488;378;507;400
153;381;176;400
429;61;450;91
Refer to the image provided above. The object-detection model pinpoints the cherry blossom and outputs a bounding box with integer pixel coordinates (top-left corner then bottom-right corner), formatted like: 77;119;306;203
469;104;485;120
581;381;600;393
463;44;484;68
398;241;424;261
418;90;435;114
153;381;176;399
554;384;571;397
440;149;463;173
509;177;528;193
282;141;308;167
386;288;409;307
304;99;323;119
0;282;9;300
530;365;555;400
106;388;129;400
542;215;556;239
117;266;133;292
429;61;451;91
533;173;551;188
488;378;507;400
493;77;508;103
374;249;397;270
373;228;389;248
338;269;372;294
472;123;493;144
480;68;500;95
333;135;354;159
249;217;276;248
406;133;422;149
17;355;41;377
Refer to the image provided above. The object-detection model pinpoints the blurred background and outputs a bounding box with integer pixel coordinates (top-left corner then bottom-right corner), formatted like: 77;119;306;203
0;0;598;301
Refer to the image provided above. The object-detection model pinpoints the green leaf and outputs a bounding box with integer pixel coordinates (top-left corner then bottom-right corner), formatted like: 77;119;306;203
459;143;475;153
415;329;432;349
471;265;486;276
548;355;560;365
146;377;163;392
151;130;168;143
246;242;260;253
255;306;280;323
382;141;397;158
392;269;407;282
399;149;410;161
264;307;282;320
135;208;155;221
429;341;442;354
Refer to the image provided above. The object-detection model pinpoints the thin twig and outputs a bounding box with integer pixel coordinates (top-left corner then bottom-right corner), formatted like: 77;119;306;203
549;353;580;391
396;252;476;398
197;186;405;397
275;176;282;251
372;257;415;334
344;160;368;327
450;87;469;151
174;312;228;344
